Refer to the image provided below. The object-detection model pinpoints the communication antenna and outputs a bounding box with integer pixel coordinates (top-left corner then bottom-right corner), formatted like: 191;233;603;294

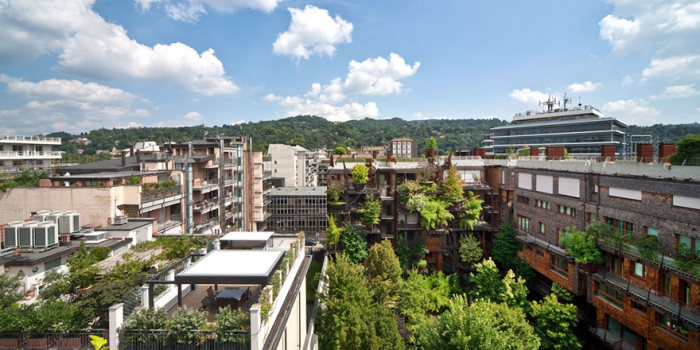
562;93;572;109
539;95;558;113
578;96;582;107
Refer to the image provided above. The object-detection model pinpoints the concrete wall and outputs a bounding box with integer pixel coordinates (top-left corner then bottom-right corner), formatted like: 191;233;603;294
4;257;70;292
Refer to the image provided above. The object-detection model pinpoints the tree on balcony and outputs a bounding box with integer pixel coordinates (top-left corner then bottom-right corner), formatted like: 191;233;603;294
351;164;368;185
419;200;453;231
561;228;604;265
357;195;381;227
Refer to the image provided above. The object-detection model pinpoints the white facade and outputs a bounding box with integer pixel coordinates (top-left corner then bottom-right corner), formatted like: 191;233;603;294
267;144;316;187
0;136;62;172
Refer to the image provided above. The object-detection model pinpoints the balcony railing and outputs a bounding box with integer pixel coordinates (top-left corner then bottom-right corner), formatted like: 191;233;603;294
0;151;62;159
141;186;182;202
0;136;61;144
194;198;219;212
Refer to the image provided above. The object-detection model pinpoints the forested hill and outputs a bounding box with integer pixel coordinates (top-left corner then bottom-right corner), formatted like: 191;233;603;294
47;116;700;155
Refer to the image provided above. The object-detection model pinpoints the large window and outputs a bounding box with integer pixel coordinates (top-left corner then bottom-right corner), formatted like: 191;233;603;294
657;312;689;339
535;199;550;210
551;255;568;277
518;216;530;232
677;234;699;256
539;222;546;235
598;283;624;308
558;205;577;217
633;262;645;278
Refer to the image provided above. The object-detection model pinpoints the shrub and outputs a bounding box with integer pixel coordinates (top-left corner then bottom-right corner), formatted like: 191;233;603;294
339;223;368;263
351;164;369;184
125;308;169;343
419;200;453;230
357;195;381;226
168;307;206;344
405;193;427;212
216;306;250;342
326;215;341;249
561;228;604;264
125;176;141;185
670;134;700;165
637;235;660;262
327;182;346;203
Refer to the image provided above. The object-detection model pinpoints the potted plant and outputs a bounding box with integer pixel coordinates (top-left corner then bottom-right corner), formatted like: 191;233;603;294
327;182;346;208
351;164;368;190
357;195;381;229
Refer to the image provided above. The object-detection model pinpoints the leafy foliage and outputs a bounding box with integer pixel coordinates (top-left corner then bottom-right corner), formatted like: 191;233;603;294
326;215;341;250
333;146;349;155
125;176;141;185
351;164;368;184
530;294;580;350
0;274;23;308
427;137;438;151
459;235;483;265
357;195;381;226
405;192;427;212
365;241;402;308
637;235;660;262
440;167;464;204
168;308;207;344
399;271;458;343
125;308;169;343
416;297;540;350
327;182;346;203
339;224;368;263
408;238;429;266
492;223;535;281
670;134;700;165
216;306;250;341
0;170;48;192
561;228;604;264
457;192;483;230
469;258;529;311
551;282;573;302
419;200;453;230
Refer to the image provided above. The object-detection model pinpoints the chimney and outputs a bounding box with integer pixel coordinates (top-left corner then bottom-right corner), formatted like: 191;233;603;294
329;154;334;167
386;149;393;163
636;144;653;163
601;145;616;161
372;150;378;160
136;150;141;163
130;145;134;157
658;143;676;163
121;151;127;166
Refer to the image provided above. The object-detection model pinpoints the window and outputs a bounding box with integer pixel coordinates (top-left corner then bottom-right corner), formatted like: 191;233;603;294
518;216;530;232
644;226;659;237
587;212;598;223
633;262;645;278
558;205;577;217
535;199;550;209
609;256;623;277
517;195;530;204
539;222;546;234
536;249;545;257
662;273;671;297
598;283;624;308
606;217;633;234
657;312;689;339
631;300;647;313
677;234;699;256
680;280;691;305
44;257;61;271
551;255;568;277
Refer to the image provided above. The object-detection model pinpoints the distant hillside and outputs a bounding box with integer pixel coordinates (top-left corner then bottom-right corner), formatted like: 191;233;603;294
47;116;699;155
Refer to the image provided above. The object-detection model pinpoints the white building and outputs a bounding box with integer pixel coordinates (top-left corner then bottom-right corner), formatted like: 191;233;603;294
0;136;62;172
267;144;316;187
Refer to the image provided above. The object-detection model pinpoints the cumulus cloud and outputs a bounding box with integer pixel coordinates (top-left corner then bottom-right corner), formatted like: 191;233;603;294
641;54;700;80
264;53;419;122
509;88;551;107
599;15;641;53
0;76;150;134
621;75;634;86
135;0;280;22
602;98;661;125
651;84;700;99
0;0;237;95
273;6;353;60
184;111;203;121
567;81;601;93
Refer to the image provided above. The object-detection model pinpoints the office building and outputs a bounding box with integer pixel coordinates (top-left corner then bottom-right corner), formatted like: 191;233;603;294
267;144;316;187
265;187;327;238
0;135;62;173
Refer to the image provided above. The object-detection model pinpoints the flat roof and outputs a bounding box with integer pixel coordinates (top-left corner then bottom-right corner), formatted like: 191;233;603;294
175;250;284;285
220;231;273;242
491;116;627;130
0;242;80;266
100;218;155;231
51;170;167;181
269;186;327;196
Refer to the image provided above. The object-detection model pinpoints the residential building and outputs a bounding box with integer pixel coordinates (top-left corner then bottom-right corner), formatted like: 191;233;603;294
267;144;316;187
265;187;327;239
0;135;62;173
483;99;629;155
389;138;418;158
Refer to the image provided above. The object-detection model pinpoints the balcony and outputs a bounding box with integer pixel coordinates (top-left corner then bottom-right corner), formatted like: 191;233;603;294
0;151;62;160
193;179;218;193
0;136;61;145
140;186;184;213
194;198;219;213
157;219;183;234
194;218;219;234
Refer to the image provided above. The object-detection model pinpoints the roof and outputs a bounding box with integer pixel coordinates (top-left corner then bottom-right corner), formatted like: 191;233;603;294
175;249;284;284
491;116;628;130
220;231;273;242
391;138;414;142
100;218;155;231
50;170;167;181
269;186;327;196
0;242;80;266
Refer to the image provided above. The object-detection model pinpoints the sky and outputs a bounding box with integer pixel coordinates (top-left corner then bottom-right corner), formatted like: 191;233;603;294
0;0;699;135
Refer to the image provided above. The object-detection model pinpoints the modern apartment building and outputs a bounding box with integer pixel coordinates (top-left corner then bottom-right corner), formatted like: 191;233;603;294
483;101;629;155
511;153;700;349
0;135;62;172
388;138;417;158
265;187;327;239
267;144;316;187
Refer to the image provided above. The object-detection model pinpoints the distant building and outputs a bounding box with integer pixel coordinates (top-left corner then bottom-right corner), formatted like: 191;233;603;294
0;135;62;173
267;144;316;187
389;138;417;158
265;186;327;239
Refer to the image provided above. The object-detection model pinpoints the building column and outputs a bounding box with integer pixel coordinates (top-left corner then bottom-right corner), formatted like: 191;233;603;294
108;303;123;350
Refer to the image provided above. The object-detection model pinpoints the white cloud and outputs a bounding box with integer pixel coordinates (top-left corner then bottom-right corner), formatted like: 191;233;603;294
0;0;237;95
184;111;203;121
273;6;353;60
0;76;150;134
602;98;661;125
599;15;641;53
264;53;419;122
509;88;551;107
231;120;246;126
567;81;601;93
641;54;700;80
136;0;280;22
651;84;700;99
621;75;634;86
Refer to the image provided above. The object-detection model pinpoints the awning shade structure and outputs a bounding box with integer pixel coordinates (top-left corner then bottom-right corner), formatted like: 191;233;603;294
219;231;273;249
175;250;284;285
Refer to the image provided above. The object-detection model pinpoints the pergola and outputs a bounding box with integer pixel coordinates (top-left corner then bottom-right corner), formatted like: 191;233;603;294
147;250;284;308
219;231;274;249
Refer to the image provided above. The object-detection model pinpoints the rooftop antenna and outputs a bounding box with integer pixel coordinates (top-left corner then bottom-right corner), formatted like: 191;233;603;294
539;95;558;113
578;96;582;107
562;93;572;110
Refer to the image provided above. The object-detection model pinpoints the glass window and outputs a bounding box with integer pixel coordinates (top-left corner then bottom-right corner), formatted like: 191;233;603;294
551;255;568;277
634;262;644;277
539;222;546;234
678;234;692;250
607;316;621;335
662;273;671;296
646;227;658;237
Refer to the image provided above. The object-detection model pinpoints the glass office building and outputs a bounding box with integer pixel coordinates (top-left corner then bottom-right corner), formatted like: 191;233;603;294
484;106;628;155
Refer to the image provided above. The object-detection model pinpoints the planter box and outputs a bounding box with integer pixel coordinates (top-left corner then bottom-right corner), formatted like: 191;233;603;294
26;337;49;349
353;183;366;191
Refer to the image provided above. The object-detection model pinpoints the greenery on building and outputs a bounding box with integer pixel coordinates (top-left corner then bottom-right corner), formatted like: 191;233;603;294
351;164;368;184
670;134;700;165
338;224;368;263
0;170;48;192
561;228;605;264
357;195;381;226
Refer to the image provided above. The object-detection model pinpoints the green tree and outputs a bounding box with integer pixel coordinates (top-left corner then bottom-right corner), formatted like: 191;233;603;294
457;192;483;230
551;282;573;302
408;238;428;267
419;200;453;230
670;134;700;165
396;239;409;271
427;137;437;152
459;235;483;266
530;294;580;350
470;258;528;310
357;195;381;226
0;274;23;308
399;271;456;342
333;146;349;155
416;297;540;350
440;167;464;205
351;164;368;184
492;223;535;281
326;215;341;250
339;224;368;263
561;228;604;264
216;306;250;342
168;307;206;344
365;241;402;308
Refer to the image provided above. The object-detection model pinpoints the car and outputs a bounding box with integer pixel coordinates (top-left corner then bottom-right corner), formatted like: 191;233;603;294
305;239;318;246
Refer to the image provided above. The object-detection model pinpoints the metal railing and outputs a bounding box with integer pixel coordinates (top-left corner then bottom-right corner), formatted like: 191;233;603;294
0;136;61;143
0;151;62;159
141;186;182;202
0;329;108;350
122;329;249;350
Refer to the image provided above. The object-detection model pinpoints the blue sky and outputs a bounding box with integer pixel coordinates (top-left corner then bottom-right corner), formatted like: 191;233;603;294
0;0;699;135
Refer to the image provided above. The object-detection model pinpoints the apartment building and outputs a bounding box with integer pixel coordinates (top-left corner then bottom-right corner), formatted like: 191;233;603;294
0;135;62;173
388;138;417;158
267;144;316;187
511;151;700;349
265;187;327;239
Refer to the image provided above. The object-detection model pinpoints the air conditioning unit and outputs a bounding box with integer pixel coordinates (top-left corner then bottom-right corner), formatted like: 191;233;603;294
46;211;64;224
59;212;80;234
18;221;39;248
31;210;52;222
3;221;25;248
83;231;107;244
33;221;58;249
